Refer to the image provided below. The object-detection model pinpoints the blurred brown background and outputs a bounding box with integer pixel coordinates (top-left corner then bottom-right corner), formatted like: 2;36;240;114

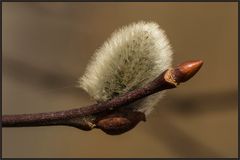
2;2;238;158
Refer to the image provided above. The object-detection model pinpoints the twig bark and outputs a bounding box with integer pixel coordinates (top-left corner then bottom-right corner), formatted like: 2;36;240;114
2;60;203;135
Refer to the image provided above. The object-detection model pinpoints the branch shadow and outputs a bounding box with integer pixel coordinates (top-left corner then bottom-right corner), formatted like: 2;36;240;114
2;56;88;98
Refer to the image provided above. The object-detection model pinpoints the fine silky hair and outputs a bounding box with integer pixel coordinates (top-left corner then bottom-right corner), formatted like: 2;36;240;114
79;21;173;116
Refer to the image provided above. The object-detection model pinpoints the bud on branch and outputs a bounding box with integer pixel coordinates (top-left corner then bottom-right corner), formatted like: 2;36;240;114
2;60;203;135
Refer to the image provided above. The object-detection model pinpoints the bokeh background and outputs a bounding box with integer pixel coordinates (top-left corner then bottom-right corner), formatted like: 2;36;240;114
2;2;238;158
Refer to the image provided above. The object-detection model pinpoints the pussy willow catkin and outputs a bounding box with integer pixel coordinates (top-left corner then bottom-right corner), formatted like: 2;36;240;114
79;21;173;115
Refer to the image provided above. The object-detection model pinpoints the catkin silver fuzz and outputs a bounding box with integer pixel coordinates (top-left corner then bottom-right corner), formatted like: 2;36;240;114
79;21;173;115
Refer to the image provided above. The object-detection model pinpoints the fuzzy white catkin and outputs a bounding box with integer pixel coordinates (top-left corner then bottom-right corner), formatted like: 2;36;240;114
79;21;173;116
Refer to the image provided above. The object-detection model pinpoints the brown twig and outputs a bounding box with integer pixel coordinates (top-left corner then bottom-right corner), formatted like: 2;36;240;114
2;60;203;135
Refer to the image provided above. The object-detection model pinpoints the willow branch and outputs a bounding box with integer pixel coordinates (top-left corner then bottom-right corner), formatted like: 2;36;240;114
2;60;203;135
